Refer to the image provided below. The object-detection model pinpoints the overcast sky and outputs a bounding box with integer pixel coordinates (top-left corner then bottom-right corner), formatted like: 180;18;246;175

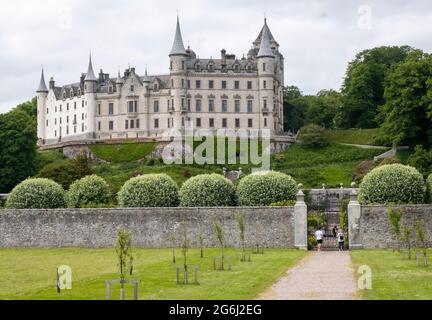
0;0;431;113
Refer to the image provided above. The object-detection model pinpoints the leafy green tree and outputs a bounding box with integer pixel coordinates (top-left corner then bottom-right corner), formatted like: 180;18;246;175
339;46;416;129
377;52;432;146
13;97;37;119
283;86;305;132
407;145;432;177
299;124;328;148
304;90;341;129
115;229;133;300
0;109;37;192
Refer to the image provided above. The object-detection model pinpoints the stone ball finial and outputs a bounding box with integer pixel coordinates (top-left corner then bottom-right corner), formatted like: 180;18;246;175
297;183;303;190
351;182;357;188
322;183;326;190
296;190;305;202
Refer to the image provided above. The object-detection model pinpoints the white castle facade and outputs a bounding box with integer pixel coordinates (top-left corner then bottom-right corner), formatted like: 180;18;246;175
36;17;285;146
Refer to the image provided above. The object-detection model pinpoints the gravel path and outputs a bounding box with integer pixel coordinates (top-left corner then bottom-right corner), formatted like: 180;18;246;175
258;251;359;300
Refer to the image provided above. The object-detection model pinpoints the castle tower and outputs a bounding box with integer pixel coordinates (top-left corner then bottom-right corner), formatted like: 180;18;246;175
256;19;276;134
169;16;188;131
36;68;48;141
84;54;97;137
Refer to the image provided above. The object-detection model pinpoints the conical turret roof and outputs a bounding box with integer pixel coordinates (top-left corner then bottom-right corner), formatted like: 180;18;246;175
257;19;274;58
169;16;187;56
84;54;97;81
37;68;48;92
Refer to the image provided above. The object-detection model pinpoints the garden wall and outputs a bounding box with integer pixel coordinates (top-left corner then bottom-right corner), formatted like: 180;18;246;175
358;205;432;249
0;207;296;248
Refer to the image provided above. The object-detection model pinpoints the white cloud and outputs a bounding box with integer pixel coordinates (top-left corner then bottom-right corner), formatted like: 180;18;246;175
0;0;431;112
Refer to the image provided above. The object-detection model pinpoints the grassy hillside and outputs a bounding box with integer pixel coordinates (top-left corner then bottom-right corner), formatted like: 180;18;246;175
90;141;157;163
324;128;380;145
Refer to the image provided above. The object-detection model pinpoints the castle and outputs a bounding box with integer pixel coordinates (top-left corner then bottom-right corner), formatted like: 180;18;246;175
36;17;285;146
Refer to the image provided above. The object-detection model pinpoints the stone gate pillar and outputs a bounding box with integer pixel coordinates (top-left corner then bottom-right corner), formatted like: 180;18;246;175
294;190;308;250
348;189;363;250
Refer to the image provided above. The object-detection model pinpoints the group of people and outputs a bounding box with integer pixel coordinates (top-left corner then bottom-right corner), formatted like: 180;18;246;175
314;225;345;252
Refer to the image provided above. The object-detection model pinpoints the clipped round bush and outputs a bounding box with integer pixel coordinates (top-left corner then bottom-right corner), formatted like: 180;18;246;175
5;178;66;209
118;174;179;207
179;174;236;207
236;171;298;206
427;174;432;203
67;175;111;208
359;164;425;204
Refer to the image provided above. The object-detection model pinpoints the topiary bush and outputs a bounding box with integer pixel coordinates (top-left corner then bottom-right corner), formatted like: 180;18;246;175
179;174;236;207
359;164;425;204
118;174;179;208
67;175;111;208
236;171;298;206
5;178;66;209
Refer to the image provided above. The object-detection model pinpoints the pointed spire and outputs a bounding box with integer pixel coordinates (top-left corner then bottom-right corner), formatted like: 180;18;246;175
254;18;279;48
116;68;124;84
84;54;97;81
37;67;48;92
143;65;151;82
257;19;274;58
169;15;187;56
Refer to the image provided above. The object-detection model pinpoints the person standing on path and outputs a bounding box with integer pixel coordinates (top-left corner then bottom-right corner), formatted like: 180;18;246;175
337;230;345;251
315;228;324;251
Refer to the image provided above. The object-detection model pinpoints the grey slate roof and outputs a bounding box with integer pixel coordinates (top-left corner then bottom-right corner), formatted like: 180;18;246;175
257;20;274;58
170;16;187;56
37;69;48;92
254;19;279;47
84;55;97;81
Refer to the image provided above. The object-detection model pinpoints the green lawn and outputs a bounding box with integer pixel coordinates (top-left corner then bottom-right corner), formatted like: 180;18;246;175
0;248;306;300
351;250;432;300
324;128;381;145
90;142;157;163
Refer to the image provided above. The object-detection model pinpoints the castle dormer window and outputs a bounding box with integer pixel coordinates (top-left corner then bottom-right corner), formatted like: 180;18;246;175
78;89;81;96
153;83;159;91
208;62;214;72
108;86;113;94
63;92;66;99
195;62;201;72
233;63;240;73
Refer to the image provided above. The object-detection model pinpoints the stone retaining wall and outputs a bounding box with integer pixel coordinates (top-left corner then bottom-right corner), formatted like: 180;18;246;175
0;207;298;249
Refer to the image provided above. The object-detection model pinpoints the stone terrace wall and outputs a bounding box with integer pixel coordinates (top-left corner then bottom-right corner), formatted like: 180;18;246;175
359;205;432;249
0;207;295;248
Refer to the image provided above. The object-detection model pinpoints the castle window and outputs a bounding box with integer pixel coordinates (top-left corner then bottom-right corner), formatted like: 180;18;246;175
98;104;101;115
66;103;69;111
78;89;81;96
66;126;69;135
63;92;66;99
187;80;191;89
247;81;252;90
233;64;240;73
130;85;134;92
264;99;268;109
222;118;227;128
247;64;252;73
195;62;201;72
234;81;240;90
55;130;57;137
187;99;191;111
196;118;201;128
109;121;114;131
182;61;185;70
59;117;62;124
125;120;129;129
82;101;84;108
264;118;268;127
209;118;214;128
235;100;240;113
128;101;138;113
82;123;84;132
108;86;113;94
208;63;214;72
247;100;253;113
109;103;114;115
154;101;159;113
136;119;140;129
66;116;69;124
98;121;101;131
235;118;240;128
82;113;84;120
167;118;171;128
55;118;57;125
248;119;253;128
263;63;266;72
55;106;57;113
46;120;48;126
74;126;77;133
130;120;135;129
263;80;267;89
209;99;215;112
170;61;173;70
195;99;202;112
154;84;159;91
221;100;228;112
209;80;214;89
47;108;49;114
154;119;159;129
196;80;201;89
181;79;184;88
222;81;227;89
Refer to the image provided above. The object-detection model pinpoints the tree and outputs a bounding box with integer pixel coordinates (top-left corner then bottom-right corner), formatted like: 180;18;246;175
377;51;432;146
236;213;246;258
388;208;403;252
339;46;416;129
116;229;134;300
283;86;305;132
13;97;37;119
407;145;432;177
299;124;328;147
304;90;341;129
214;221;225;269
0;109;37;192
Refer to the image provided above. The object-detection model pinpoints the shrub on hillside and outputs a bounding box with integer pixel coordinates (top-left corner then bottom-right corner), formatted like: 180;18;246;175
379;157;400;166
237;171;298;206
5;178;66;209
67;175;111;208
299;124;328;147
407;145;432;177
359;164;425;204
427;174;432;203
118;174;179;208
36;154;93;189
179;174;236;207
352;160;376;183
